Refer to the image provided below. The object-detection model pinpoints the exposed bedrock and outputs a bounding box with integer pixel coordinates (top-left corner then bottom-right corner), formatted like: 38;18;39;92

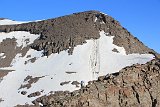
0;11;156;56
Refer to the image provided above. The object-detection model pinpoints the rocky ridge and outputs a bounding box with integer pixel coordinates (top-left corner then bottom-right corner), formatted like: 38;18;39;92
0;11;156;56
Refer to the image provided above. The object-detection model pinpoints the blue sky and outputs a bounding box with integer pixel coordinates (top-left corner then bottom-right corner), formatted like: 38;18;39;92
0;0;160;53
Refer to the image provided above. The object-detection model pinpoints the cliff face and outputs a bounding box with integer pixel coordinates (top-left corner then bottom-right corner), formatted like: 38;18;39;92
17;58;160;107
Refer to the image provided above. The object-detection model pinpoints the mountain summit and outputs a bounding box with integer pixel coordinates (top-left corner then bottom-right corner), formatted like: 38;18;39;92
0;11;158;107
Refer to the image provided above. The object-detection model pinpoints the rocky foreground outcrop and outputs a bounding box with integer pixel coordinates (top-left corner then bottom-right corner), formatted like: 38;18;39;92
16;57;160;107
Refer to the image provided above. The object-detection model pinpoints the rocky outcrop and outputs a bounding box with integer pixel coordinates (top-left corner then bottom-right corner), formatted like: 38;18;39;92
0;70;13;79
0;38;29;68
16;58;160;107
27;91;41;98
19;76;45;90
0;11;156;56
0;18;6;20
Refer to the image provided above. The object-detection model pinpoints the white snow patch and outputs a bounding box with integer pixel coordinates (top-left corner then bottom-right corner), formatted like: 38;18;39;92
0;31;40;48
0;30;154;106
0;53;4;56
94;16;105;24
0;53;6;59
0;19;43;25
94;17;98;22
0;19;26;25
100;12;108;16
1;56;6;59
100;21;105;24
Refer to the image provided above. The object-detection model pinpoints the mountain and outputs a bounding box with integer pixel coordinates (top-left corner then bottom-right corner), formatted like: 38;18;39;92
0;11;159;107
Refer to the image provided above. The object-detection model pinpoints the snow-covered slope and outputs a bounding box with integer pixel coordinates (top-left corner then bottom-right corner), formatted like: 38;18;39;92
0;19;42;25
0;29;154;106
0;19;25;25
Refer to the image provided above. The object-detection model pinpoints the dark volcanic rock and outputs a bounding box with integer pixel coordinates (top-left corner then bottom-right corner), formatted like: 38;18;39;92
0;11;156;56
0;70;13;79
21;91;27;95
71;81;80;87
16;58;160;107
112;48;119;53
0;98;4;103
19;76;44;89
60;81;71;86
0;38;29;68
0;18;6;20
27;91;41;98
